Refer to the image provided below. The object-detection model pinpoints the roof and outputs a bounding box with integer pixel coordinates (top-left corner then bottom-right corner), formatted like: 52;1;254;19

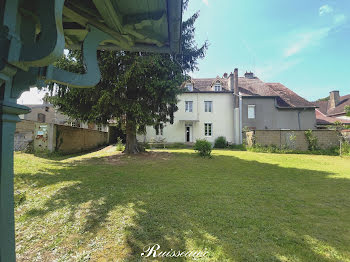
314;94;350;125
187;76;315;109
314;94;350;116
315;109;350;125
23;104;54;109
61;0;183;53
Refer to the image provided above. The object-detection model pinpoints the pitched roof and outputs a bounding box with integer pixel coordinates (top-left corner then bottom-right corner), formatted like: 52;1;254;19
188;76;315;108
314;94;350;116
315;109;350;125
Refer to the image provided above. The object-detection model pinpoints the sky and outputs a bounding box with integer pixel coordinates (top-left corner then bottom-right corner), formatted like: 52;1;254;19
185;0;350;101
18;0;350;104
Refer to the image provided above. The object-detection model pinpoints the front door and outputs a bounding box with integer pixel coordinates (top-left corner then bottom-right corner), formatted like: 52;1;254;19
185;126;191;142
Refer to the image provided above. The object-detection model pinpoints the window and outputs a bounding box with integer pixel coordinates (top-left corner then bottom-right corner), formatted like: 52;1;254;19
204;123;212;136
97;124;102;131
185;101;193;112
37;113;46;123
155;123;164;135
214;83;221;91
70;121;76;127
185;83;193;92
204;101;212;112
248;105;256;119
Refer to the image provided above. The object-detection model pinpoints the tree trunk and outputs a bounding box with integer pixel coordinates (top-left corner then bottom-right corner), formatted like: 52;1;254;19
123;118;145;154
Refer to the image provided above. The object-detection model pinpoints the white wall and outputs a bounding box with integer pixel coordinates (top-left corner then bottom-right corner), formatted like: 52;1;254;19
137;92;236;144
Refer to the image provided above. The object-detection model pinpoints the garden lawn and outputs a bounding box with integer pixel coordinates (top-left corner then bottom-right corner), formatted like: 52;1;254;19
14;147;350;261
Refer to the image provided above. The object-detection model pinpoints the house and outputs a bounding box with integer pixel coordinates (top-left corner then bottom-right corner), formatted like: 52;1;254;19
20;100;108;132
314;91;350;127
137;69;316;145
15;100;109;151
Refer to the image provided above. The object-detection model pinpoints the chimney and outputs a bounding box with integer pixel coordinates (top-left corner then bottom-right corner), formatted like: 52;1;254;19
228;72;234;91
234;68;239;108
244;71;254;79
223;72;228;78
329;91;340;109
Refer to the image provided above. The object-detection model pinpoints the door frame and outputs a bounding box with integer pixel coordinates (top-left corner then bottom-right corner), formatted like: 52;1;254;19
185;124;193;142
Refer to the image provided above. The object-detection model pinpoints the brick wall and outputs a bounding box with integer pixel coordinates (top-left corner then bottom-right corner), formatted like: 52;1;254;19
246;130;340;150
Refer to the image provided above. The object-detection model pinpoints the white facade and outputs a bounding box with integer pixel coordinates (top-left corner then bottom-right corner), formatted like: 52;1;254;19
137;92;235;144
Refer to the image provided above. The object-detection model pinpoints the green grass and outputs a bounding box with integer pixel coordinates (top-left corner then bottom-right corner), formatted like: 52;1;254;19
14;147;350;261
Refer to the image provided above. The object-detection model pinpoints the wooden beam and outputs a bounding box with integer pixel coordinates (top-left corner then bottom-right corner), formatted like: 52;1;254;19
63;5;132;49
92;0;123;33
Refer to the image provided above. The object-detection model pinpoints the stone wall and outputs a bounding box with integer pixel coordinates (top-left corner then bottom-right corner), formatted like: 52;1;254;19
55;125;108;154
14;120;35;151
245;130;340;151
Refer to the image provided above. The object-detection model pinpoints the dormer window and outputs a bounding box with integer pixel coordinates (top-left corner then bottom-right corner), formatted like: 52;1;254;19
214;83;222;91
185;83;193;92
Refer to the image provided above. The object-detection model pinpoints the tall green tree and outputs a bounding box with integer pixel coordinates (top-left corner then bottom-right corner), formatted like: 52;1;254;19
49;2;208;153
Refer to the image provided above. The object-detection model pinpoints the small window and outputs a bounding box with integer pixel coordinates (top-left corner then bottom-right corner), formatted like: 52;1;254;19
70;122;76;127
214;83;221;91
37;113;46;123
155;124;164;135
97;124;102;131
204;101;212;112
45;107;49;112
185;83;193;92
204;123;212;136
248;105;256;119
185;101;193;112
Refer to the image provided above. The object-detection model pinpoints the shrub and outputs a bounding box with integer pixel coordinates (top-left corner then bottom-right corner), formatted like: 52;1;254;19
304;130;318;151
341;141;350;156
116;137;124;151
345;105;350;117
214;136;227;148
194;139;212;157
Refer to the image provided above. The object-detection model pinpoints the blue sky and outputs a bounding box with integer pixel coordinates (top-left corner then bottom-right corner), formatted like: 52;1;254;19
18;0;350;104
185;0;350;101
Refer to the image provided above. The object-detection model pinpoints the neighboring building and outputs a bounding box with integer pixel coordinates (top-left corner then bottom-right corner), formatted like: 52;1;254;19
20;103;70;125
19;101;108;132
314;91;350;127
137;69;316;144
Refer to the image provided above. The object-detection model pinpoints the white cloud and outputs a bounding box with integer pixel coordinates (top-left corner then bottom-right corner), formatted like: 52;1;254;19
284;27;330;57
17;87;47;105
284;9;347;58
319;4;333;16
334;14;347;25
255;59;302;80
202;0;209;6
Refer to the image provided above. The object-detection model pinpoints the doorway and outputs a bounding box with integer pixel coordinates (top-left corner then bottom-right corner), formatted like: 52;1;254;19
185;125;192;142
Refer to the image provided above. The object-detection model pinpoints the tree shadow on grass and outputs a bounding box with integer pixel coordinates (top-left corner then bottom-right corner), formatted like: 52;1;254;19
15;151;350;261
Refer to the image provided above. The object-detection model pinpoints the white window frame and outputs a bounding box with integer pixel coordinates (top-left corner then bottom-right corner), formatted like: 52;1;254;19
97;124;102;131
185;101;193;112
204;123;212;136
204;101;213;112
185;83;193;92
214;83;221;91
248;105;256;119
